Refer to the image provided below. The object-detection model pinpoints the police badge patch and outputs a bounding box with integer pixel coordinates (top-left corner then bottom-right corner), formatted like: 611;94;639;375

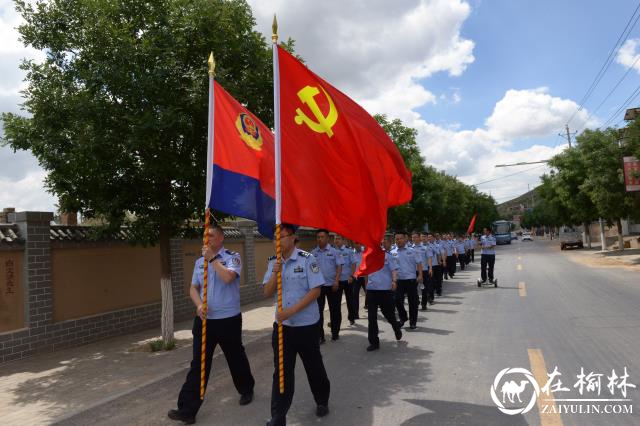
311;263;320;273
235;113;263;151
231;257;240;267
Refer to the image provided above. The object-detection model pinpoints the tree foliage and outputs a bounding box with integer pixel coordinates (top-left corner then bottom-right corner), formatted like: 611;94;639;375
2;0;274;246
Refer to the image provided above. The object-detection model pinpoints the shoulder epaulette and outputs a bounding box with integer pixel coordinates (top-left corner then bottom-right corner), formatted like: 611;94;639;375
225;249;239;255
297;250;311;258
268;255;276;261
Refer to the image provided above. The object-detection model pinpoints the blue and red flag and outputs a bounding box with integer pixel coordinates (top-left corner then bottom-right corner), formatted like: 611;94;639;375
207;81;275;238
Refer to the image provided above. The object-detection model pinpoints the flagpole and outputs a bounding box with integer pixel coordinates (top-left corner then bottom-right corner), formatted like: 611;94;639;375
200;52;216;401
272;15;285;395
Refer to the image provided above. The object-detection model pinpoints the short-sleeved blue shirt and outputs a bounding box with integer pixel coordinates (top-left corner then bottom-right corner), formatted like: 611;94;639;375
336;245;353;281
481;235;497;255
352;246;365;273
311;244;345;286
366;252;398;290
191;247;242;319
262;249;325;326
390;246;422;280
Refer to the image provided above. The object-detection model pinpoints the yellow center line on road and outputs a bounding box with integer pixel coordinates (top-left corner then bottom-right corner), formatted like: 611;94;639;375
517;264;523;271
519;281;526;297
528;349;563;426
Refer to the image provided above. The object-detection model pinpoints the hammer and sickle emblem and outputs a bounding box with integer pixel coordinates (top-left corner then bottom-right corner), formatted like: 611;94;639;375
294;85;338;138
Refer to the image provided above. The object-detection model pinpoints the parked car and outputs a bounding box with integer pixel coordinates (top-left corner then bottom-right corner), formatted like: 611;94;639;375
560;227;583;250
522;232;532;241
510;231;518;240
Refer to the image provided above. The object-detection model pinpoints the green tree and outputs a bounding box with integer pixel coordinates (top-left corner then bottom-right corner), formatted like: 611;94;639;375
577;128;640;250
547;147;598;248
2;0;275;345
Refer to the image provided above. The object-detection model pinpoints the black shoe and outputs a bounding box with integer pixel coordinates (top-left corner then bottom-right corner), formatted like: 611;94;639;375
420;306;427;311
239;391;253;406
331;334;339;341
366;344;380;352
349;320;355;326
399;320;406;328
409;325;417;330
316;405;330;417
394;327;402;341
168;409;195;425
319;337;326;344
429;300;434;305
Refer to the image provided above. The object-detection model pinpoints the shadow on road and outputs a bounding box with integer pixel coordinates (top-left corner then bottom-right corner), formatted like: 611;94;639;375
400;399;528;425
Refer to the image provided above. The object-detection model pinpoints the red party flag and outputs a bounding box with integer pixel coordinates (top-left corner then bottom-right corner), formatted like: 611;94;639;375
274;46;412;274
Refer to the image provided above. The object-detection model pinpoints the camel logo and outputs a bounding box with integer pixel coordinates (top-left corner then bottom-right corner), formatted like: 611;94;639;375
294;85;338;138
490;368;540;415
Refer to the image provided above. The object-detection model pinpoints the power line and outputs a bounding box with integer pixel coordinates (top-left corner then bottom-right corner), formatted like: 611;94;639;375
567;1;640;127
599;82;640;128
578;52;640;134
471;164;547;187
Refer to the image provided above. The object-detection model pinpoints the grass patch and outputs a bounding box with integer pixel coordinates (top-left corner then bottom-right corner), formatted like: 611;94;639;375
148;339;176;352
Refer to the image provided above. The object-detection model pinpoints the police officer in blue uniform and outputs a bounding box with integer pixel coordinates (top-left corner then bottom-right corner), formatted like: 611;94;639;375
455;235;467;271
351;243;367;312
444;234;457;279
468;235;476;263
480;227;497;283
169;224;255;425
263;224;331;426
365;236;402;351
391;231;423;330
422;233;440;309
334;235;358;325
411;231;426;306
311;230;345;342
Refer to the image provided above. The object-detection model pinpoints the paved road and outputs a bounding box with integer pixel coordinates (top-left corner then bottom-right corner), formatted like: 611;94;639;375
58;239;640;426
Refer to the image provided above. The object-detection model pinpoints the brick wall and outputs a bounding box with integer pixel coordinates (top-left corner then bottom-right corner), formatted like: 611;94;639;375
0;213;317;365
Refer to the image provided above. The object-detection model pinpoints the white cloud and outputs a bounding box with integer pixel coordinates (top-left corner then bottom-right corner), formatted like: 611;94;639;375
485;88;597;140
616;38;640;72
250;0;474;108
0;169;57;212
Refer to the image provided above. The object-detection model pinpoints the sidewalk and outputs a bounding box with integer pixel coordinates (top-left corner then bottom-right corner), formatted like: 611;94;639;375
0;298;277;426
553;240;640;270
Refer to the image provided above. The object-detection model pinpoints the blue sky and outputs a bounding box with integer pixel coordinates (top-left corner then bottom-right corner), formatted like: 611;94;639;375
3;0;640;210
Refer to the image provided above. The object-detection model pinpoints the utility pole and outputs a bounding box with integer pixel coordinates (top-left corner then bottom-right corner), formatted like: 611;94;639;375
559;124;577;148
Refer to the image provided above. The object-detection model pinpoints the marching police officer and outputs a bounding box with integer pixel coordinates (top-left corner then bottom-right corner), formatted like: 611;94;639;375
263;224;331;426
444;234;457;279
168;224;255;425
422;233;441;309
350;243;368;313
365;236;402;351
455;235;467;271
411;231;427;306
312;229;344;342
334;235;358;325
391;231;423;330
480;227;497;284
468;234;476;263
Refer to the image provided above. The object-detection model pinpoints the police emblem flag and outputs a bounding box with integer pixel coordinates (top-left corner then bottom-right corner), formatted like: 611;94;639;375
272;26;412;277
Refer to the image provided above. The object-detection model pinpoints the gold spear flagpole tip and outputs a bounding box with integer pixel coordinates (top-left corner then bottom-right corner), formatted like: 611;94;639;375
272;14;278;43
208;52;216;76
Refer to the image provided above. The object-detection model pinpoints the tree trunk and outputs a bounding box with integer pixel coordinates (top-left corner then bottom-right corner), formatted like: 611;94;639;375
159;224;174;347
583;221;592;249
616;218;625;251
